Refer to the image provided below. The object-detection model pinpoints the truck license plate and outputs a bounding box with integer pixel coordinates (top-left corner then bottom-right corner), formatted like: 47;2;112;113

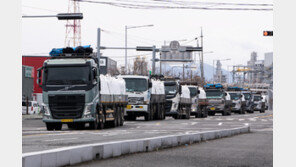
126;105;132;109
61;119;73;123
210;107;215;111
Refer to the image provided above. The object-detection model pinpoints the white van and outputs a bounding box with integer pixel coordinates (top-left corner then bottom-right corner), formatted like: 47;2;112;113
22;101;40;115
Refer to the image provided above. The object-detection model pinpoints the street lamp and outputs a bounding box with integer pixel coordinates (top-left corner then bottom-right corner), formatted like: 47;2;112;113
125;24;154;73
22;13;83;20
213;58;231;84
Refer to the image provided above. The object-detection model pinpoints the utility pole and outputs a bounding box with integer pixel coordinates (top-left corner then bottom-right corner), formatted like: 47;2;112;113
200;27;204;85
152;45;156;75
97;28;101;70
183;64;185;81
125;26;127;74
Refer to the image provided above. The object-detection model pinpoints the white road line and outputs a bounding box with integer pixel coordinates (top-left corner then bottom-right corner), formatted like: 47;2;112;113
248;118;257;121
44;138;77;142
226;118;234;121
244;123;249;126
238;119;245;121
218;122;223;126
191;122;198;125
262;119;267;122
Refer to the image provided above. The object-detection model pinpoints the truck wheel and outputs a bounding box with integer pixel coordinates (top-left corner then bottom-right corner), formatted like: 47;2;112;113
185;107;190;119
208;112;215;116
76;123;85;130
111;109;118;128
119;107;124;126
46;123;55;131
227;108;232;116
202;107;208;118
98;112;105;129
145;113;150;121
239;108;243;114
55;123;62;130
89;113;99;130
222;108;227;116
67;123;75;130
260;108;265;113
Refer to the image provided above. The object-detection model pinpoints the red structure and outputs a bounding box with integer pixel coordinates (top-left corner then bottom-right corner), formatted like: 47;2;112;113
22;56;50;93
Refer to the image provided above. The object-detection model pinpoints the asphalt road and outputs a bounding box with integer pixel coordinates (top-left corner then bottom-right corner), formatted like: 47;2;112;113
22;110;273;154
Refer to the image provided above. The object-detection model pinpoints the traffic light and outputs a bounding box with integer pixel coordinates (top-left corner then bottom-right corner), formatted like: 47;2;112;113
263;31;273;36
57;13;83;20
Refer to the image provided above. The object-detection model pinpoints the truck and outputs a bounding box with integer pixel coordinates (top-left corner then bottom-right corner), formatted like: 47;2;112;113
226;87;246;114
163;79;191;119
195;87;209;118
37;46;128;130
181;82;208;118
118;75;166;121
252;92;266;113
241;88;254;113
204;83;232;116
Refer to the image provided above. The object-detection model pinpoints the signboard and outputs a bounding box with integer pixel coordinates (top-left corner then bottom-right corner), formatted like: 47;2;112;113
160;41;193;62
25;66;34;78
100;58;106;66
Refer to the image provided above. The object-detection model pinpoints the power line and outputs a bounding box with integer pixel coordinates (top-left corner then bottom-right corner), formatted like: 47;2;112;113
76;0;273;11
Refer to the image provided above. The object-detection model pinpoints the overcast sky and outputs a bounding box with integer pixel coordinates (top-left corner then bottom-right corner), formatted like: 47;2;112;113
22;0;273;70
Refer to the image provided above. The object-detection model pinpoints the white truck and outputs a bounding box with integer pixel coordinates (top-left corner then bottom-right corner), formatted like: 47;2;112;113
37;46;128;130
227;87;246;114
164;80;192;119
119;75;166;121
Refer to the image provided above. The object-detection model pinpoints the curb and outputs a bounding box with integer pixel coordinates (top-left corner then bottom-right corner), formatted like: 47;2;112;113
22;125;250;167
22;115;43;120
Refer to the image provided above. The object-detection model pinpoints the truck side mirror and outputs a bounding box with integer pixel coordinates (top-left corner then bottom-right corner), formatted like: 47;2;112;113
224;93;227;96
148;82;152;88
92;68;97;82
240;95;243;98
37;67;43;87
179;85;182;94
197;90;200;94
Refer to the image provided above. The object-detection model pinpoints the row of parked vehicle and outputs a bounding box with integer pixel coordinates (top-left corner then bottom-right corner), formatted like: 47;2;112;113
35;46;267;131
122;76;267;122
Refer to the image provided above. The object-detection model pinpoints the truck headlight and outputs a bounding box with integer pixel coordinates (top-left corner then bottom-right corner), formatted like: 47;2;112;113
42;104;50;116
84;103;93;116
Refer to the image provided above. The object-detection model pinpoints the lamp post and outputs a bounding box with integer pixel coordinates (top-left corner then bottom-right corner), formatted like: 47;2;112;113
125;24;153;73
22;13;83;20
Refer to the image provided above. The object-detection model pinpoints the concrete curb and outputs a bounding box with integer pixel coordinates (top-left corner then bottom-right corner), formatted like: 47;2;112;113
22;125;250;167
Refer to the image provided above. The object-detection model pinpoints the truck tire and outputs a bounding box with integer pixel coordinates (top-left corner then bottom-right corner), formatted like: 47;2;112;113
227;107;232;116
119;107;124;126
195;109;202;118
76;123;85;130
222;108;228;116
202;107;208;118
46;123;55;131
185;106;190;119
89;113;99;130
239;108;243;114
208;111;215;116
111;108;118;128
98;112;105;129
145;113;150;121
67;123;75;130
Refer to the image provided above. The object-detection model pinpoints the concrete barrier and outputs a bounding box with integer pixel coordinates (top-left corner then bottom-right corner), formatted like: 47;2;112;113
22;125;250;167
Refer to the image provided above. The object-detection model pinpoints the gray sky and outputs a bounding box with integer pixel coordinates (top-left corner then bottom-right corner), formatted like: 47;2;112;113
22;0;273;69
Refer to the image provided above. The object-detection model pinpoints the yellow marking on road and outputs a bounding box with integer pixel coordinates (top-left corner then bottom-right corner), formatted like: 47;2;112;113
156;122;160;125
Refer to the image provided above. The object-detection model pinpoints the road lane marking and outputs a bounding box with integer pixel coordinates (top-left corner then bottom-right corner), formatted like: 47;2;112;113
255;114;273;118
191;122;197;125
44;138;78;142
238;119;245;121
218;122;223;126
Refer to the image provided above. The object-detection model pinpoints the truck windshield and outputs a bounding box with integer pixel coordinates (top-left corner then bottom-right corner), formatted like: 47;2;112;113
124;78;148;92
205;90;223;98
188;87;197;97
165;85;177;95
45;66;90;85
229;93;240;100
253;95;261;101
243;93;251;100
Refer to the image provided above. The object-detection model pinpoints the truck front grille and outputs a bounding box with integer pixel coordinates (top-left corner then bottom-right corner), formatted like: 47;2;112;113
48;94;85;119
